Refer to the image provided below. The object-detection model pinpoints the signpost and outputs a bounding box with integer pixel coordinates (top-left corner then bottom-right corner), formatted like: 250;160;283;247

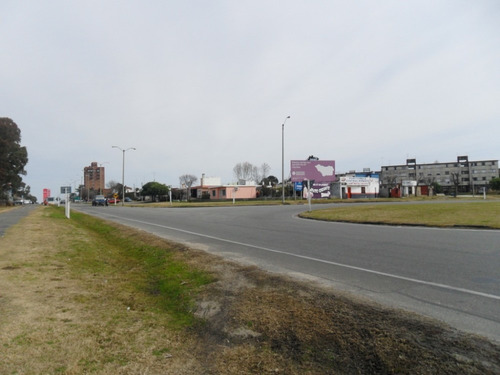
233;187;239;205
60;186;71;219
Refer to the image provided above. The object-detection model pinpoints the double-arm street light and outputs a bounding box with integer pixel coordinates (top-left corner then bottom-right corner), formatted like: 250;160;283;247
112;146;136;206
282;115;291;204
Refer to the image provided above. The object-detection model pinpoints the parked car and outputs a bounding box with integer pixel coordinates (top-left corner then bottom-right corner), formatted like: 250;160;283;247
124;197;132;202
108;198;120;204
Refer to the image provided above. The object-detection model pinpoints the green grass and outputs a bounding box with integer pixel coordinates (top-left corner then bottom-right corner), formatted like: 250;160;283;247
300;201;500;229
54;207;214;328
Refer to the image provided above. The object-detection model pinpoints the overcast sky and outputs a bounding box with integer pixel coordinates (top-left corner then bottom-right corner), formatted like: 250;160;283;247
2;1;499;201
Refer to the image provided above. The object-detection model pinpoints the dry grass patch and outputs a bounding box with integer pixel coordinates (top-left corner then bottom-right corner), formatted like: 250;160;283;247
0;207;209;374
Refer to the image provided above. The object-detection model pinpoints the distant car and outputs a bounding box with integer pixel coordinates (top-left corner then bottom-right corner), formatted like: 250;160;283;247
46;197;59;205
92;195;107;206
124;197;132;202
108;198;120;204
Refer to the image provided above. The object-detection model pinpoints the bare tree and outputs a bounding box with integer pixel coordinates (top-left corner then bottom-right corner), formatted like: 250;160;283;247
107;180;123;198
450;172;460;197
179;174;198;201
260;163;271;182
251;165;259;183
233;162;255;182
233;162;269;183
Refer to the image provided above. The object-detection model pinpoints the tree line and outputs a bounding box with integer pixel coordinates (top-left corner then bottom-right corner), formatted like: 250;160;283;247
137;162;281;202
0;118;33;204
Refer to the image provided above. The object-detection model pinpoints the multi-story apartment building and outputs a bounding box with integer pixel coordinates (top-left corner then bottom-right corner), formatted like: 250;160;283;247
380;156;499;195
83;162;105;195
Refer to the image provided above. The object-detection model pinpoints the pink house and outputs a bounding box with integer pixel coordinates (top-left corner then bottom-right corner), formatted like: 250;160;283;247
193;175;257;200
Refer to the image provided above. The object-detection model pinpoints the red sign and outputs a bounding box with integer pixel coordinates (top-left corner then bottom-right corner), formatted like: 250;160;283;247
43;188;51;200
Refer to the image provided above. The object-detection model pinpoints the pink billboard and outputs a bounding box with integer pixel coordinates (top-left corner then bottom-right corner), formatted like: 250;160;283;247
43;188;51;200
290;160;336;182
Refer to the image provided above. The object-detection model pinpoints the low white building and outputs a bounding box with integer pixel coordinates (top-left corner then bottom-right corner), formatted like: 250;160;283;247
339;174;380;199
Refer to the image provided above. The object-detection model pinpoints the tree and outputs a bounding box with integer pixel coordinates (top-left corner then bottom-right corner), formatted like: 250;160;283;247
141;181;169;202
489;177;500;191
233;161;266;183
233;162;255;182
259;175;279;198
450;172;460;197
16;183;36;203
262;175;278;186
0;118;28;201
431;181;443;194
179;174;198;201
107;180;122;198
259;163;271;183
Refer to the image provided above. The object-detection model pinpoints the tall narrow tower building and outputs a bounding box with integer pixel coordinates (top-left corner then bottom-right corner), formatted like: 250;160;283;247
84;162;105;195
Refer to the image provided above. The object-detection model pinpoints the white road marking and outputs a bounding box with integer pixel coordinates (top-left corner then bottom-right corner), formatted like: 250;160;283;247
102;213;500;301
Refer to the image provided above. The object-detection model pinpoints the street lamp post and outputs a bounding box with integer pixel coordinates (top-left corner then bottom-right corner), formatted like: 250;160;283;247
282;115;290;204
112;146;136;206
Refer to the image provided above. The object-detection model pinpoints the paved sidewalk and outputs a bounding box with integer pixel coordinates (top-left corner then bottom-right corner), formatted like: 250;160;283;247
0;205;38;236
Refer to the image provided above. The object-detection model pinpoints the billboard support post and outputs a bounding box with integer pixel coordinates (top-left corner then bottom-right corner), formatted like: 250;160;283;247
307;180;312;212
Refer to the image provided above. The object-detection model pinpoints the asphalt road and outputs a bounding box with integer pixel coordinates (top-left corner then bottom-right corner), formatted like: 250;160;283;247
0;205;38;236
73;203;500;343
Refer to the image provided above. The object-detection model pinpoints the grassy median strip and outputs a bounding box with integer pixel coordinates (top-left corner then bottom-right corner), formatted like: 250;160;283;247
300;201;500;229
0;206;215;374
57;207;214;327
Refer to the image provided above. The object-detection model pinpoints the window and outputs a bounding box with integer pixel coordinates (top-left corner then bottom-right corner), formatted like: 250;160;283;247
361;187;366;194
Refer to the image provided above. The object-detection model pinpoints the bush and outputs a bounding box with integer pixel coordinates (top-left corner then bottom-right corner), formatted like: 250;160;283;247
431;182;443;194
489;177;500;191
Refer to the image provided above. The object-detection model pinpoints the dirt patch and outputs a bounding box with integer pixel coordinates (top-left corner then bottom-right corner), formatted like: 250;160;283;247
1;207;499;374
185;257;500;374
